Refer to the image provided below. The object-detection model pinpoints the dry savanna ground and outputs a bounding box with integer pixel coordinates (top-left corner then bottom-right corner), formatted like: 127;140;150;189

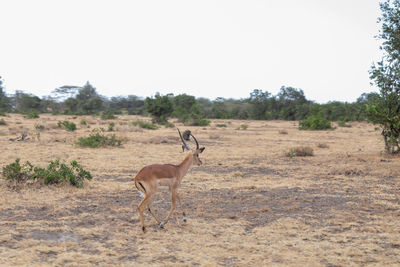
0;114;399;266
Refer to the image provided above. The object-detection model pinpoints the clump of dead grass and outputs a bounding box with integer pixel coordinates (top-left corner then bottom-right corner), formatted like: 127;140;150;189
317;143;329;149
287;146;314;157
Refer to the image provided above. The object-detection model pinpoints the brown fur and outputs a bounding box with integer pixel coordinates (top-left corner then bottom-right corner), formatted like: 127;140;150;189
134;148;205;231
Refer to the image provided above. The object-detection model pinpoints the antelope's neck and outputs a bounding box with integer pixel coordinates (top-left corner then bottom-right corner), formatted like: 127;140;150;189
178;153;193;178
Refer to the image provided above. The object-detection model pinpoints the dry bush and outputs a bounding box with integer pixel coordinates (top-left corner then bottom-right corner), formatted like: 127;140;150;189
317;143;329;148
287;146;314;157
279;130;288;134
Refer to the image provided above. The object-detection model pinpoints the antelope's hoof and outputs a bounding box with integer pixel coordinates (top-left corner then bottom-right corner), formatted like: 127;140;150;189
159;222;165;229
183;216;187;223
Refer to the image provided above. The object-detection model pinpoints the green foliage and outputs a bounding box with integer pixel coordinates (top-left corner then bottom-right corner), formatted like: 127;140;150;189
0;119;6;125
58;120;77;131
132;120;159;130
2;158;92;187
187;115;210;126
145;93;173;123
108;122;115;131
101;111;117;120
368;0;400;153
237;124;248;130
76;129;122;148
34;124;45;130
338;121;351;127
80;120;87;125
24;110;40;119
216;124;227;127
164;121;175;128
299;114;332;130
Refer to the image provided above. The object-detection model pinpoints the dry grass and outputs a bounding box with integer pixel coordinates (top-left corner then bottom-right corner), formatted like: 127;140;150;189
0;114;400;266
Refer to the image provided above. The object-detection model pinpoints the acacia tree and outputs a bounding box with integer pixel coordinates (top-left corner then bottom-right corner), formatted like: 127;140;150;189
368;0;400;153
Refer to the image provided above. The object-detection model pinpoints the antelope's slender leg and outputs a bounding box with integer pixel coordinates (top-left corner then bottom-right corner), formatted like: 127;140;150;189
160;190;177;228
138;194;153;232
147;202;161;224
176;193;187;222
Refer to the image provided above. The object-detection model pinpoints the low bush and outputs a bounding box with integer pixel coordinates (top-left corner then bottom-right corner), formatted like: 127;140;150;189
237;124;248;130
299;115;332;130
76;129;122;148
80;120;87;126
108;122;115;131
216;124;227;128
132;120;159;130
24;111;39;119
101;111;117;120
164;121;175;128
287;146;314;157
338;121;351;127
2;158;92;187
34;124;45;131
0;119;6;125
58;120;77;131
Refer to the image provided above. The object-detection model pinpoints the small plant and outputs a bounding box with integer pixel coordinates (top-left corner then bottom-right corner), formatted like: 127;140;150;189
76;128;122;148
108;122;115;132
187;116;210;126
164;121;175;128
317;143;329;149
0;111;6;116
338;121;351;127
58;120;77;131
237;124;248;130
101;111;117;120
132;120;159;130
25;111;39;119
0;119;6;125
2;158;92;187
216;124;227;128
299;115;332;130
80;120;87;126
34;124;45;131
287;146;314;157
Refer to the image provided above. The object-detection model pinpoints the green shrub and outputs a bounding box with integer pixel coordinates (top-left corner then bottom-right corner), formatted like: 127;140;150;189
0;111;6;116
101;111;117;120
80;120;87;125
237;124;248;130
186;116;210;126
2;158;92;187
25;111;39;119
108;122;115;131
76;129;122;148
58;120;77;131
164;121;175;128
34;124;45;131
0;119;6;125
299;115;332;130
132;120;159;130
338;121;351;127
216;124;227;127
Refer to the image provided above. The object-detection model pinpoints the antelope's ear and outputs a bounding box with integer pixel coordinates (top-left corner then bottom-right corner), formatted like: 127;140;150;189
199;147;205;153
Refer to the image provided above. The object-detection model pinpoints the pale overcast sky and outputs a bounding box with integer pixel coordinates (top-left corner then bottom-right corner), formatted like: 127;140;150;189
0;0;382;103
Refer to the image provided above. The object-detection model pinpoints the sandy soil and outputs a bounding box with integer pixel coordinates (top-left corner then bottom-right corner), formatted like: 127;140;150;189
0;114;399;266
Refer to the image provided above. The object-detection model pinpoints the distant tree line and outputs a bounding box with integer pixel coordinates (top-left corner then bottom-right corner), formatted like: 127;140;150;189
0;77;378;124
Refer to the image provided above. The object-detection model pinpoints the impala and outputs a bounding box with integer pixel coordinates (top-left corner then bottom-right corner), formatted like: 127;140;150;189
134;129;205;232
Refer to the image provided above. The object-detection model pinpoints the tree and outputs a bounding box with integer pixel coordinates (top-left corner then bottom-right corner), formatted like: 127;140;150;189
368;0;400;153
145;93;173;123
0;76;11;112
74;82;103;114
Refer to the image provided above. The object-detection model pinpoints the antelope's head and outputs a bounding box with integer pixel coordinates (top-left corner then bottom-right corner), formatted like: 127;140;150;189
178;128;205;166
